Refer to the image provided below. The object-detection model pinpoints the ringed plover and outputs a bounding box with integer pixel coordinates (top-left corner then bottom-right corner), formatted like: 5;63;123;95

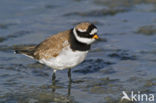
15;22;99;81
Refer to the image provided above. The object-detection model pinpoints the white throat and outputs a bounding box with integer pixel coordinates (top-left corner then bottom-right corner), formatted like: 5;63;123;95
73;28;95;45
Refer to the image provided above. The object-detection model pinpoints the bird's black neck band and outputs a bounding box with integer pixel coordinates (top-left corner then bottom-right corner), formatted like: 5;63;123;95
69;29;90;51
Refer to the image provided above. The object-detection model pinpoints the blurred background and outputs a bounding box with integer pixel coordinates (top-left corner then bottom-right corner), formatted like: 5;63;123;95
0;0;156;103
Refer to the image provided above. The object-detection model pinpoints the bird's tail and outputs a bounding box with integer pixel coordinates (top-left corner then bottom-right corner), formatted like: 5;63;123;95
14;45;36;58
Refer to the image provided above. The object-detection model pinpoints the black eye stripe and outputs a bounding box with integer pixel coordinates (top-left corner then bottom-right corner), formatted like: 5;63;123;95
87;24;97;33
76;30;92;38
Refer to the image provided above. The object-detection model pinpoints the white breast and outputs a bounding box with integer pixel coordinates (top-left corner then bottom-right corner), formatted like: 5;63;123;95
39;46;88;70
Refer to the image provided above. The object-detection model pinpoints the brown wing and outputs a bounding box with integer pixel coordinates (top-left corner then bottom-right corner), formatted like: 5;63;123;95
33;30;71;60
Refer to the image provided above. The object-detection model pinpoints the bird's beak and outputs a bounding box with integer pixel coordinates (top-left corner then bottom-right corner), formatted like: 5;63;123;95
92;34;99;39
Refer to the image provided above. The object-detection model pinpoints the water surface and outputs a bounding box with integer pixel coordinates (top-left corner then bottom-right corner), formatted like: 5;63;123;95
0;0;156;103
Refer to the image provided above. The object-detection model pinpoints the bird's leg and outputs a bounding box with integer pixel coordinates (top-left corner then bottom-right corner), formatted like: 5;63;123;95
67;68;72;96
68;68;72;82
52;70;56;92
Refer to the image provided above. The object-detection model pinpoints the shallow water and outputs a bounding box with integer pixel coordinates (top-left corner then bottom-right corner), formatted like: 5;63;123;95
0;0;156;103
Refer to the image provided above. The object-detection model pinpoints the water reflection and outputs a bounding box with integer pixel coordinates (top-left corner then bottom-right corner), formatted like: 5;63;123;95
67;79;72;97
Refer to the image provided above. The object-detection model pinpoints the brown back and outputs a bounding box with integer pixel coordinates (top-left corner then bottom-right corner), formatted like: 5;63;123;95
33;30;71;60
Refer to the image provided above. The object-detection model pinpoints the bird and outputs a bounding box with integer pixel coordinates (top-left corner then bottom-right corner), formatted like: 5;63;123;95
14;22;99;82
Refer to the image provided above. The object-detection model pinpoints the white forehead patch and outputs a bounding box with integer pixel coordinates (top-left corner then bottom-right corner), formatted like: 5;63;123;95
90;28;97;35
